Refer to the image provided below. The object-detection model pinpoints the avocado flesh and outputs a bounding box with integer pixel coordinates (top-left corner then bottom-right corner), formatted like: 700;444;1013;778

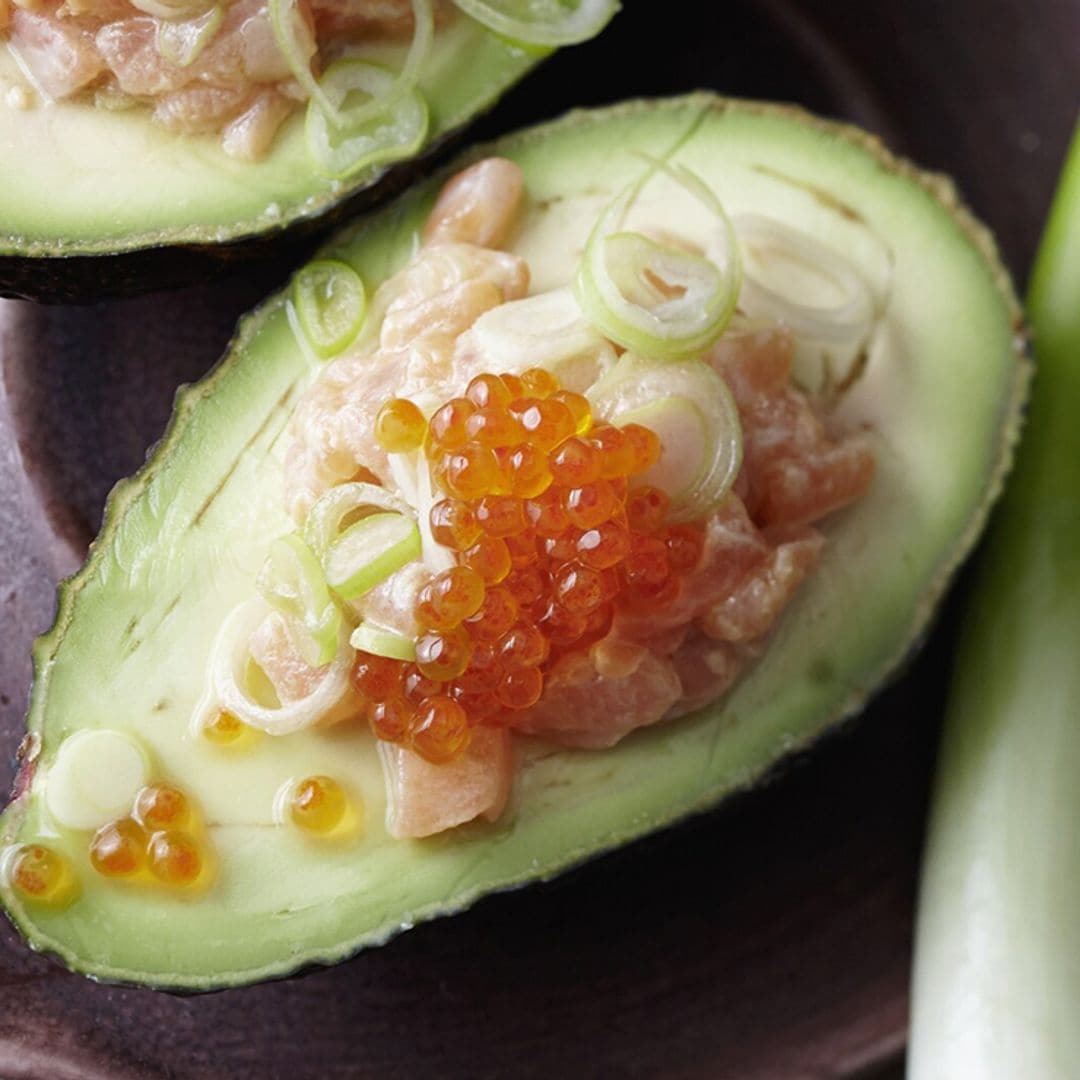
0;95;1026;989
0;16;543;300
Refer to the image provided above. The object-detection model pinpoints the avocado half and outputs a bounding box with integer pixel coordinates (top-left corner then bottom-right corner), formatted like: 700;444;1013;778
0;13;553;302
0;95;1027;990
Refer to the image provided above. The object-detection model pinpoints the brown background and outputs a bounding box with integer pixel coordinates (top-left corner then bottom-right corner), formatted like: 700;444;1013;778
1;1;1078;1075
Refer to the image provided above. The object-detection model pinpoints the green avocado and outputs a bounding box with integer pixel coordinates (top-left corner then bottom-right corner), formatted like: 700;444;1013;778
0;95;1027;990
0;10;558;302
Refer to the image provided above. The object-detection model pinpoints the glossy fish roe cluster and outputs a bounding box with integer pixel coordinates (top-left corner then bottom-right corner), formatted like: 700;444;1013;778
89;782;207;888
357;370;706;764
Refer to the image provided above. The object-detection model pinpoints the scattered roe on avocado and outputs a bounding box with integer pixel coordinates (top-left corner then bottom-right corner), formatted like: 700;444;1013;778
90;782;208;889
6;844;78;908
289;775;349;834
358;367;703;764
202;708;246;745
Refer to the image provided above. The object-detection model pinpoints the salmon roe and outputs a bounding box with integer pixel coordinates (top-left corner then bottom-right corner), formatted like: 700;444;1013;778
375;397;427;453
89;780;209;890
350;368;706;764
7;844;77;907
290;775;348;834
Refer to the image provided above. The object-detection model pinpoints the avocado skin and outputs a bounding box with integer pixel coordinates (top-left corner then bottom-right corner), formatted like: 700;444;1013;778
0;95;1028;990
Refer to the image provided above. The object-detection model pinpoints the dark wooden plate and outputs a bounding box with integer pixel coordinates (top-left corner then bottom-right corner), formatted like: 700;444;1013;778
1;2;1076;1075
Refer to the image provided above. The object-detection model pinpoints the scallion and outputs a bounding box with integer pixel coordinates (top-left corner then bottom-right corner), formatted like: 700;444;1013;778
908;121;1080;1079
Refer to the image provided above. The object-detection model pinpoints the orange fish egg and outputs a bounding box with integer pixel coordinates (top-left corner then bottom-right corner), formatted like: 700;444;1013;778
427;397;475;452
429;498;482;551
463;535;513;585
8;844;78;907
290;775;348;834
375;398;426;453
416;566;486;631
134;783;189;832
147;831;202;887
411;696;471;763
368;697;412;742
416;628;473;682
90;818;148;878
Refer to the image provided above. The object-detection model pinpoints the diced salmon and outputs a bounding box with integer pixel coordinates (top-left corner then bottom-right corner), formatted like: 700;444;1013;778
379;243;530;352
9;8;105;99
709;322;876;528
285;244;529;518
754;436;875;528
352;562;431;640
512;649;682;749
381;726;512;838
96;16;188;96
310;0;451;40
247;611;360;724
708;323;794;404
57;0;132;19
248;611;330;702
383;279;505;382
154;83;252;135
697;528;824;643
221;87;294;159
667;634;742;718
423;158;525;250
612;494;770;644
284;349;404;519
96;0;304;97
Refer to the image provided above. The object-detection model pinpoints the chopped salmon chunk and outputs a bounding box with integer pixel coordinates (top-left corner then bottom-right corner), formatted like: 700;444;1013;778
9;8;104;99
382;727;512;838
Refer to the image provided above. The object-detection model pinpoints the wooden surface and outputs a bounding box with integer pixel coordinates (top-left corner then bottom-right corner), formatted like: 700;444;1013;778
1;1;1077;1075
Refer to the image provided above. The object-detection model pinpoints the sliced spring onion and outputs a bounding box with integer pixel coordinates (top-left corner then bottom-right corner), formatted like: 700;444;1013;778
303;482;414;558
306;60;429;180
575;162;741;358
292;260;367;359
908;121;1080;1080
350;623;417;662
268;0;337;119
734;214;877;346
337;0;433;130
323;512;422;600
464;287;616;392
255;534;341;666
155;5;223;67
200;601;353;737
452;0;619;46
587;351;742;522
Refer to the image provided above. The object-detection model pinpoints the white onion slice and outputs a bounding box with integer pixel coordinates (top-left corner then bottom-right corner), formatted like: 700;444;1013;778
733;214;877;348
324;512;422;599
268;0;336;119
197;601;353;737
350;623;416;661
575;161;741;358
452;0;619;46
305;60;428;180
462;287;616;392
587;352;742;522
255;533;341;666
303;482;414;557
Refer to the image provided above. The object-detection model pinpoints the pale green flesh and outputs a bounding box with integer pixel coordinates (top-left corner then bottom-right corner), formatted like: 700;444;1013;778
0;15;541;253
0;96;1025;989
